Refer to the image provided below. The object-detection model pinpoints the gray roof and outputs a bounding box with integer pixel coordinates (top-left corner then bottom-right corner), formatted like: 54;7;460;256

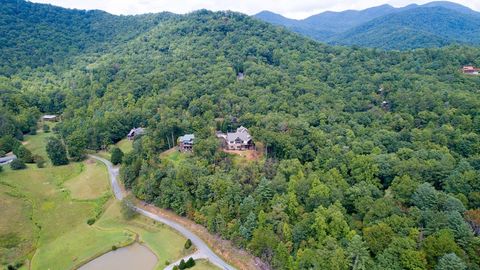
42;114;57;119
0;155;17;164
226;126;251;142
179;134;195;143
128;127;145;137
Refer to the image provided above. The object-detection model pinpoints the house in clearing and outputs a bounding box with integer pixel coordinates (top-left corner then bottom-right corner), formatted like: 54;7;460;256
462;66;480;75
178;134;195;152
216;126;254;151
42;114;58;121
127;127;145;140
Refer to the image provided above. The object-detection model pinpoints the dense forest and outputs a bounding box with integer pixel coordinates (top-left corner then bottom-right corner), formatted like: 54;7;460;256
1;1;480;269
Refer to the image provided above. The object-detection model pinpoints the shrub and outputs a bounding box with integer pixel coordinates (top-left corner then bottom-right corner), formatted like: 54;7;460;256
111;147;124;165
121;196;138;220
10;159;26;170
179;259;186;270
14;146;34;163
0;150;5;157
87;218;96;225
112;245;117;251
165;260;170;266
172;266;179;270
29;126;37;135
186;257;195;268
34;155;46;168
43;124;50;133
184;239;192;249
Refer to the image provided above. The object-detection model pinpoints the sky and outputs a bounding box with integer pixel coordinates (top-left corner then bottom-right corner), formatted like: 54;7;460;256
29;0;480;19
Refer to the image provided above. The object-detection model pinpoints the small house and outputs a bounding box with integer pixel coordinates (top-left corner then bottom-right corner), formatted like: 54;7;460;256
127;127;145;140
42;115;58;122
178;134;195;152
216;126;254;151
462;66;480;75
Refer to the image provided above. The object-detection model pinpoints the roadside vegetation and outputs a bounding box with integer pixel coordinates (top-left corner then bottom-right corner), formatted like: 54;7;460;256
0;131;192;270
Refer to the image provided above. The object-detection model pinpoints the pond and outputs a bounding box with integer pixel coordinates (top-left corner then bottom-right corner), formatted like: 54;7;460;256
78;243;158;270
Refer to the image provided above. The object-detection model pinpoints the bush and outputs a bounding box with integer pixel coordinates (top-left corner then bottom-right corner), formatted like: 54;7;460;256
112;245;117;251
111;147;124;165
172;266;179;270
121;196;138;220
0;150;5;157
43;124;50;133
184;239;192;249
29;126;37;135
0;136;21;154
165;260;170;266
87;218;96;225
10;159;26;170
14;146;34;163
34;155;46;168
179;259;186;270
186;257;195;268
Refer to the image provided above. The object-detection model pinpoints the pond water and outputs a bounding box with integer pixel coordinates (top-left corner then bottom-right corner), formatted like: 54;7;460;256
78;243;158;270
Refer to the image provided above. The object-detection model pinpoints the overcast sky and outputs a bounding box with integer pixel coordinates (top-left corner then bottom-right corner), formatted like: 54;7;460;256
29;0;480;19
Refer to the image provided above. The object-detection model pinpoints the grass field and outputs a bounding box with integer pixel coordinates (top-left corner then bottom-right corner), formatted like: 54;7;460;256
95;139;133;160
191;260;220;270
160;148;188;167
64;160;110;200
0;130;189;270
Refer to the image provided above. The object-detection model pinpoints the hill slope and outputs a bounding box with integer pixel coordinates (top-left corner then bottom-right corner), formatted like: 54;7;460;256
0;0;174;75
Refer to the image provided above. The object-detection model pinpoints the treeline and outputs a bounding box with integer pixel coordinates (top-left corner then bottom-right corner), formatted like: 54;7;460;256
1;8;479;270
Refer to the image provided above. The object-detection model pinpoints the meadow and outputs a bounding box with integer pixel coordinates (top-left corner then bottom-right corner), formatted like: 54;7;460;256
0;128;213;270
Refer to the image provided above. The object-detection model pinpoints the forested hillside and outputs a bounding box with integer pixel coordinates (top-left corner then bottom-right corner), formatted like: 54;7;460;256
0;0;174;75
1;2;480;270
254;2;480;50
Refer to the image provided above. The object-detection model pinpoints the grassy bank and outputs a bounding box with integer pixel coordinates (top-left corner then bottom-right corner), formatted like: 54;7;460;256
0;131;189;270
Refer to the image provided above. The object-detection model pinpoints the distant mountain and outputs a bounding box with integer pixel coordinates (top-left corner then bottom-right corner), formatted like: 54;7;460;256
332;6;480;50
253;1;480;49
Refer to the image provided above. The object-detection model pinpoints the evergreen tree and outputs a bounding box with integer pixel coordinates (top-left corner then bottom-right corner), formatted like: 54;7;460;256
435;253;466;270
46;137;69;166
111;147;124;165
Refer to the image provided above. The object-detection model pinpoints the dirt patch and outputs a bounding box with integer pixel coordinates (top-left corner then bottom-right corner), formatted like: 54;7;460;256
223;149;262;161
86;158;96;165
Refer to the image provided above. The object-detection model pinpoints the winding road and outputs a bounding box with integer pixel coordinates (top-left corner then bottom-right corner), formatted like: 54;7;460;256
89;155;236;270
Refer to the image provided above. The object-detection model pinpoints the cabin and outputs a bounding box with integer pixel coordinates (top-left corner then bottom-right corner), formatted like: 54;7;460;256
216;126;254;151
0;155;17;166
42;114;58;122
127;127;145;140
178;134;195;152
462;66;480;75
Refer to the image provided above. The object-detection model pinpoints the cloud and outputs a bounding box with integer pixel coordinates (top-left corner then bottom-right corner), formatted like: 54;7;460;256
29;0;480;19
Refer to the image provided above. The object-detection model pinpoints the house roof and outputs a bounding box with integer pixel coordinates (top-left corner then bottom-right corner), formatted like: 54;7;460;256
226;126;251;142
0;155;17;164
42;114;57;119
128;127;145;136
179;134;195;143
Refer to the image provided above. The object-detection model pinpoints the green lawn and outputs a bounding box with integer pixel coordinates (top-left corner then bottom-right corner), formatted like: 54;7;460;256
192;260;221;270
160;148;188;167
0;130;190;270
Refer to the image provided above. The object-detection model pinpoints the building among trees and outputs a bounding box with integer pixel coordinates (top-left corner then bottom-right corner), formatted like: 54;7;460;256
127;127;145;140
42;114;58;121
178;134;195;152
462;65;480;75
216;126;255;150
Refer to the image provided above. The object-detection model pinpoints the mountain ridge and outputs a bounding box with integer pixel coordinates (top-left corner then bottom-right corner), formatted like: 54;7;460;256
253;1;480;49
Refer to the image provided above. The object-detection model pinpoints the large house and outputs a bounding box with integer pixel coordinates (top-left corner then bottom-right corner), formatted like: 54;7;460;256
462;66;480;75
127;127;145;140
178;134;195;152
216;126;254;151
